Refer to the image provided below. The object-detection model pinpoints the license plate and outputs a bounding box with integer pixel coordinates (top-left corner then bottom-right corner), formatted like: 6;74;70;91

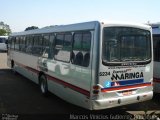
122;90;132;96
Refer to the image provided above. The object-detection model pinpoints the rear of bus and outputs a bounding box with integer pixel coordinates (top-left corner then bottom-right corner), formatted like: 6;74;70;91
0;36;8;52
91;22;153;110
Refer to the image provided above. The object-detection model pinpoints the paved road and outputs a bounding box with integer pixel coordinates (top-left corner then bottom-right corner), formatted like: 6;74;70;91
0;53;160;120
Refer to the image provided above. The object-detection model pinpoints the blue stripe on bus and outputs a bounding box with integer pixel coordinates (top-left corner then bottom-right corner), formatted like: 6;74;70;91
111;79;144;87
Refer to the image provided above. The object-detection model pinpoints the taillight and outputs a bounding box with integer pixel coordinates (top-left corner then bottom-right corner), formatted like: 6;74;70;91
93;85;100;90
92;85;101;95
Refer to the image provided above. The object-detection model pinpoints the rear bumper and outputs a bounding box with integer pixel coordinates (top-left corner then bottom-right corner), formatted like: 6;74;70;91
92;91;153;110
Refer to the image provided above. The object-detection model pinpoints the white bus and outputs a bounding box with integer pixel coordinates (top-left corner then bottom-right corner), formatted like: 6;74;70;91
152;23;160;93
0;36;8;51
7;21;153;110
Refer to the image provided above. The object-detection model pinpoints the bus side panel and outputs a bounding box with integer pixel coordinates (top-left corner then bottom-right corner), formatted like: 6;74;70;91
152;32;160;93
0;43;7;51
11;51;39;84
47;79;91;109
43;59;92;109
39;31;96;110
153;62;160;93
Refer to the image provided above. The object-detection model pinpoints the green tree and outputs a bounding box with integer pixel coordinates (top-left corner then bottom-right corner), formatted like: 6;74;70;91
0;21;12;35
0;29;7;36
25;26;39;31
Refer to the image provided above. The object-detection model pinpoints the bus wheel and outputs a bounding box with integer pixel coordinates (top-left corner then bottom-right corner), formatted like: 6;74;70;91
39;75;48;96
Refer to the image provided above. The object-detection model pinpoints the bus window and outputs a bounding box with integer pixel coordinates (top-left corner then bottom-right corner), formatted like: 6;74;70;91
63;33;72;62
49;34;55;59
26;36;33;54
82;33;91;51
54;34;63;59
33;35;43;56
73;33;82;50
7;37;11;49
11;37;15;49
42;35;50;58
21;36;26;52
82;32;91;67
19;36;25;52
19;36;22;51
54;33;72;62
15;37;20;51
103;27;151;65
72;31;91;67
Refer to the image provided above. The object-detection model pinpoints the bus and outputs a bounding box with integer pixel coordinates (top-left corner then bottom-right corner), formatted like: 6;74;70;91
0;36;8;51
7;21;153;110
152;23;160;93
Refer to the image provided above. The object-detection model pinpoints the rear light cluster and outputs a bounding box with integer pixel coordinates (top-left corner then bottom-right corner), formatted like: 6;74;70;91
93;85;101;95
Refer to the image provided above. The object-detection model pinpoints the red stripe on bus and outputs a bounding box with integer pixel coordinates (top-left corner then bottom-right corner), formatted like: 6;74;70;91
14;61;39;74
14;61;90;97
47;75;90;97
153;77;160;83
26;67;39;74
14;61;25;67
101;83;152;93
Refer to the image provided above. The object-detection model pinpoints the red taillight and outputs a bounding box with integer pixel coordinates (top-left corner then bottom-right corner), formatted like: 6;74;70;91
93;85;101;95
93;85;100;90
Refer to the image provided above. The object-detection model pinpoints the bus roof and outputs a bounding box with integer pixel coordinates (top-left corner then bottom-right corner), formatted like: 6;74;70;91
11;21;99;36
102;21;151;30
0;36;8;38
10;20;151;36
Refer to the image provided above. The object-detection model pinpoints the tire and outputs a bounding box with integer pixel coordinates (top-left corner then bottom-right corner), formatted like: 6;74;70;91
39;75;48;96
11;60;17;74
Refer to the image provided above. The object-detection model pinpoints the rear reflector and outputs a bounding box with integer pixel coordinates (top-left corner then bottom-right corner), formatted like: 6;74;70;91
93;85;100;90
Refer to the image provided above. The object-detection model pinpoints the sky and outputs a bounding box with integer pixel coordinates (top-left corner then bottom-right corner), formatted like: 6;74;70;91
1;0;160;32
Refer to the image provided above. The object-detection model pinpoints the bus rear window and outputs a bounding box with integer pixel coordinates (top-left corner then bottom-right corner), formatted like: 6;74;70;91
102;27;151;65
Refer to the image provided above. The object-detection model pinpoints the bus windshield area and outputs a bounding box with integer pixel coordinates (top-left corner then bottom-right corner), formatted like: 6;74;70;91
102;27;151;64
0;38;7;43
